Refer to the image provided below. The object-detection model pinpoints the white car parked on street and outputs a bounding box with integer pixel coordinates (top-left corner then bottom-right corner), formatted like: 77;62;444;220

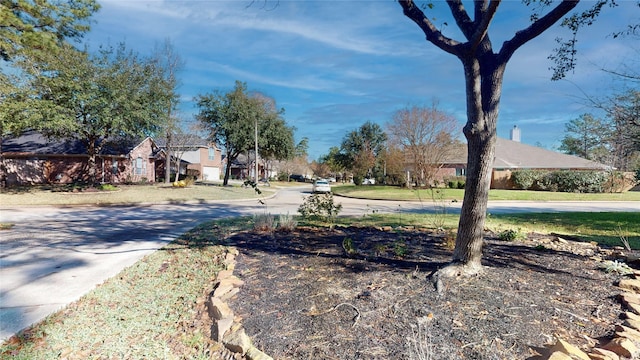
312;179;331;193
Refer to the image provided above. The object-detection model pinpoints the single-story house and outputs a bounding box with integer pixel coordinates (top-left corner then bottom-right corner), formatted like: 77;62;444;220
489;137;610;189
403;136;610;189
1;131;159;186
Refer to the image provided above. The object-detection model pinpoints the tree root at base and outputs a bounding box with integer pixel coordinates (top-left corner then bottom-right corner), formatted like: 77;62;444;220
428;263;484;295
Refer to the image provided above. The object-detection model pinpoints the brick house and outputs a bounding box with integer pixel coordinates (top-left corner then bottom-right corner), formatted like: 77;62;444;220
402;137;610;189
154;137;223;181
1;131;159;186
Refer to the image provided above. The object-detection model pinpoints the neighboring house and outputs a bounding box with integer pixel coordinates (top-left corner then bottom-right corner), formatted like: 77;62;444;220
403;135;610;189
1;131;158;186
226;152;262;180
489;137;610;189
155;137;223;181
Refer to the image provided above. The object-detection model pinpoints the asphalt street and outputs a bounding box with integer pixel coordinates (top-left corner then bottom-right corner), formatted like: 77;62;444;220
1;185;638;341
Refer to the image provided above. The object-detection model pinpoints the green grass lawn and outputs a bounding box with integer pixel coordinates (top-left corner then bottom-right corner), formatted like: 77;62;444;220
332;185;640;201
0;183;272;206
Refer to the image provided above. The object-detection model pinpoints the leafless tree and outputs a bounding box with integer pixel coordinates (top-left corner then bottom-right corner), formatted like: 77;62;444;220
387;104;459;187
151;39;184;184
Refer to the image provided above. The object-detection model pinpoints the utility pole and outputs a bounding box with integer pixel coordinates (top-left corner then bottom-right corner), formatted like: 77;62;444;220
254;117;259;183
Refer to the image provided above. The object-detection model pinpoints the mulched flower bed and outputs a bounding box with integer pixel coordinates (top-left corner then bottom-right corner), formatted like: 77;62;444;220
217;226;622;360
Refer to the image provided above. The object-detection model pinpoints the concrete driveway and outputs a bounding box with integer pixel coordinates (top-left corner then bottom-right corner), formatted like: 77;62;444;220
1;185;638;340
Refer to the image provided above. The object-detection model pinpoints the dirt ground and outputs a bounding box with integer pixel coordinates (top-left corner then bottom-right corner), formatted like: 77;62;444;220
212;226;624;360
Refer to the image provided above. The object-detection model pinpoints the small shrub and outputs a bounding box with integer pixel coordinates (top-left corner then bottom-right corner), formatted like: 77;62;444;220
497;228;524;242
342;237;357;256
297;193;342;223
353;175;364;186
373;243;387;256
253;213;276;232
183;176;196;187
277;213;298;232
393;240;408;257
599;260;633;275
98;184;118;191
445;176;466;189
443;230;456;250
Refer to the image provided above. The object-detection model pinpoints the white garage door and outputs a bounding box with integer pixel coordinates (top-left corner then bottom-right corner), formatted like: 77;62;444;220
202;166;220;181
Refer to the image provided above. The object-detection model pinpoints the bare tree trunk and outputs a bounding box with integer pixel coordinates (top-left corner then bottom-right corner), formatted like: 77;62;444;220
453;126;496;269
164;132;171;184
223;155;233;186
0;137;6;188
87;138;97;185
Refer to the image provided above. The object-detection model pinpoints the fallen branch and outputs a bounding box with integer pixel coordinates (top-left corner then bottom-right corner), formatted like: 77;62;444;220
312;302;361;328
554;307;589;322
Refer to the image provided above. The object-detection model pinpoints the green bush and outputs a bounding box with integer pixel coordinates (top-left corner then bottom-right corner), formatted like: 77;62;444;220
511;169;548;190
353;175;364;186
511;169;608;193
98;184;118;191
445;176;466;189
546;170;607;193
497;229;524;241
297;193;342;222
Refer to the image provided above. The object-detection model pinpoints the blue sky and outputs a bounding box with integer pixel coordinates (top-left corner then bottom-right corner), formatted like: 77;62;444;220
83;0;638;160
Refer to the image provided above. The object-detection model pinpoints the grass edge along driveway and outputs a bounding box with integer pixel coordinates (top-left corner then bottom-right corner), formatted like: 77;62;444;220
332;185;640;201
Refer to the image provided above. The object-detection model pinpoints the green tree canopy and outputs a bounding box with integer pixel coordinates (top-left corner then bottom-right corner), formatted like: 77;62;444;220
559;113;612;163
0;0;100;62
196;81;291;185
16;43;170;183
340;121;387;182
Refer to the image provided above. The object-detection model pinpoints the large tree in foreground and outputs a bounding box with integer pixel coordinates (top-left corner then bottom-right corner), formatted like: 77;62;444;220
398;0;617;286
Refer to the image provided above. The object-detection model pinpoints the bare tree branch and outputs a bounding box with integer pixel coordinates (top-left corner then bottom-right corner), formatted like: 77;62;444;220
398;0;462;56
499;0;579;63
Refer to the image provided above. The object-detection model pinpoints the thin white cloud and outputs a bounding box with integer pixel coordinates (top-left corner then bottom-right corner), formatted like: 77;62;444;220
196;60;341;92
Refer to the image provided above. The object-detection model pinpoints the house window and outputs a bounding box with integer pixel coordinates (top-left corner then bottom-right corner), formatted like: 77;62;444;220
135;157;144;175
208;147;215;160
456;168;466;177
112;159;118;175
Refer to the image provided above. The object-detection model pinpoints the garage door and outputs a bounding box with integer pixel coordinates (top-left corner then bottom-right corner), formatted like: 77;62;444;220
202;166;220;181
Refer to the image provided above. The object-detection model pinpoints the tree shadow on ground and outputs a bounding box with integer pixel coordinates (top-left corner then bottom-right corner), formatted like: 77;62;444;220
197;225;600;279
